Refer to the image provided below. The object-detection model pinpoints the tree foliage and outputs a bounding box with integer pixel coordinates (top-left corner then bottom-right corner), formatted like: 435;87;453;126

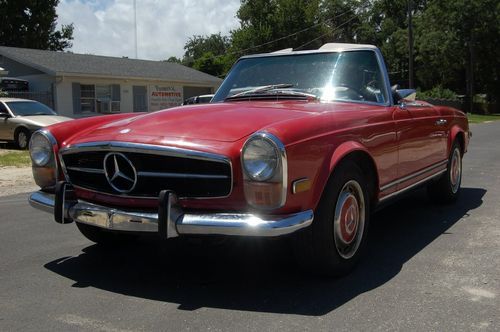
177;0;499;101
0;0;74;51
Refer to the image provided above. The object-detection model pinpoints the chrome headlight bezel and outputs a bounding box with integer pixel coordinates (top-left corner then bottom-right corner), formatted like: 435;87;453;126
29;129;59;190
242;134;281;182
29;130;55;167
241;132;288;209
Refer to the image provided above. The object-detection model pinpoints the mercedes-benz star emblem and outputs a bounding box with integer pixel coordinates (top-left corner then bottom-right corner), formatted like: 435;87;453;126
103;152;138;193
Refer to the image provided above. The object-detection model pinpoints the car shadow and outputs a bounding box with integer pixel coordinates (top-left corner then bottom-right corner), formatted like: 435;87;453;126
44;187;485;316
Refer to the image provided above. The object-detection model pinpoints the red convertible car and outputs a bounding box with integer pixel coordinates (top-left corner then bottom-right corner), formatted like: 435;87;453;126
28;43;470;276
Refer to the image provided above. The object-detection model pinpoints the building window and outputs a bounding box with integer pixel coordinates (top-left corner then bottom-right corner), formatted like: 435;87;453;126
80;84;95;113
73;83;121;114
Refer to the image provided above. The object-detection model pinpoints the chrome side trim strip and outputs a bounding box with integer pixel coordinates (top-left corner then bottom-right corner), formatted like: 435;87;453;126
137;171;229;180
28;191;313;237
379;169;446;202
380;159;448;192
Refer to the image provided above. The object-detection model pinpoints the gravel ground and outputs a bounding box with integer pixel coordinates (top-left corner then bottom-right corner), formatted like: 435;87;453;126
0;148;37;196
0;166;37;197
0;122;498;331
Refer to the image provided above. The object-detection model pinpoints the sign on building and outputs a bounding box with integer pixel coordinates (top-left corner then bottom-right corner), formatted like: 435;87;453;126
149;85;183;111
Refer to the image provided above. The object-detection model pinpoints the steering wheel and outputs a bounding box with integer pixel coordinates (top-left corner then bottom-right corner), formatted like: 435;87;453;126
335;84;365;101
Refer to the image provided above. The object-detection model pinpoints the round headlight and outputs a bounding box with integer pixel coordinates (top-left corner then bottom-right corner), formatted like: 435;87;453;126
30;132;53;166
242;135;280;181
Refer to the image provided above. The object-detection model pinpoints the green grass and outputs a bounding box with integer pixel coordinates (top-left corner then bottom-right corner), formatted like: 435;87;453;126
0;150;31;167
467;113;500;124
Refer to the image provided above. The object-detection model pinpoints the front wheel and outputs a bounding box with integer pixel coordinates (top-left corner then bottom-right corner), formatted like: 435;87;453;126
427;141;462;204
293;160;370;276
15;128;30;150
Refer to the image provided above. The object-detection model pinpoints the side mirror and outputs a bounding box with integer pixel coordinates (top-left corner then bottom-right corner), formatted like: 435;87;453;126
396;89;416;102
392;86;416;108
0;112;10;118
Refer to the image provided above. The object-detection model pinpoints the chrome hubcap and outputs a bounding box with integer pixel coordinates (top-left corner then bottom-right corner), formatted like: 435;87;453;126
18;132;27;148
333;180;365;259
450;148;461;193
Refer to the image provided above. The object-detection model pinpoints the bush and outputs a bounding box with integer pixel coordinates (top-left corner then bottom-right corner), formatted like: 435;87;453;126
417;86;458;101
0;89;8;97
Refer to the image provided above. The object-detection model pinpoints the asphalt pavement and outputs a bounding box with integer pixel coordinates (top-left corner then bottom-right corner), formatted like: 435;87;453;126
0;122;499;331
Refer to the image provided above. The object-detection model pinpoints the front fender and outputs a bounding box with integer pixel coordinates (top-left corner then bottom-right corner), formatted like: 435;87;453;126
328;141;371;172
310;140;377;210
449;125;467;154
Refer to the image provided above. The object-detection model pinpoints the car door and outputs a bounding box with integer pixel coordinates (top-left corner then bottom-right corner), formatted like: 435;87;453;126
0;102;12;140
393;102;448;190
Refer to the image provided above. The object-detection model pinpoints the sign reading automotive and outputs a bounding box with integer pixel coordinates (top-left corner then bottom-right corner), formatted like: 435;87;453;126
149;85;183;111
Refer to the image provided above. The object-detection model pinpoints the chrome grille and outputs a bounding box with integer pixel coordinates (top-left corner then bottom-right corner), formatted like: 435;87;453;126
60;143;232;199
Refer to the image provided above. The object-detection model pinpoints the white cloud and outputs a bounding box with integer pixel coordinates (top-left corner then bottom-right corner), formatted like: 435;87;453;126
57;0;240;60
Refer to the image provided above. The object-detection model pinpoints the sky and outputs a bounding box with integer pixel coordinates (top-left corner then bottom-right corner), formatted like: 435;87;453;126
56;0;241;60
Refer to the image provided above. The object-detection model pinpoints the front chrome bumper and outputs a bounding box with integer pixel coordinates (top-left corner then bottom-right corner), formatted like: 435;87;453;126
29;190;313;237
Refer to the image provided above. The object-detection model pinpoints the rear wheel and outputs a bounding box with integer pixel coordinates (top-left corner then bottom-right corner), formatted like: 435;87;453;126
293;160;370;276
427;141;462;204
15;128;30;150
76;222;138;246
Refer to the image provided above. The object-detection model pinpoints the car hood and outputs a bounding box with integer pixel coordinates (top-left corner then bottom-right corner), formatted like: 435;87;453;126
18;115;72;127
67;101;322;144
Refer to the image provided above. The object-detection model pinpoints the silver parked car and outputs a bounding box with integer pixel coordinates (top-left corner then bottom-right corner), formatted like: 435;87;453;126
0;98;72;149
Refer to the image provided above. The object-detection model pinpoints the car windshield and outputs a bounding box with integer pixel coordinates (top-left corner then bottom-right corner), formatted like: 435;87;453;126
6;101;57;116
212;51;388;104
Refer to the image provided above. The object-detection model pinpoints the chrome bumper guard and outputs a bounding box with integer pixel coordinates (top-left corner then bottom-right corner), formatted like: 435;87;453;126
29;189;313;238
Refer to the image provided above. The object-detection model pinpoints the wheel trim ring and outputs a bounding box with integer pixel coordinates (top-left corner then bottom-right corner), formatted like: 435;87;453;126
333;180;365;259
450;148;461;193
18;132;28;148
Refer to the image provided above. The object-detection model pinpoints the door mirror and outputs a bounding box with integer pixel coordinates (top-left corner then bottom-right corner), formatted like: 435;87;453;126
392;86;417;108
0;112;10;118
396;89;416;102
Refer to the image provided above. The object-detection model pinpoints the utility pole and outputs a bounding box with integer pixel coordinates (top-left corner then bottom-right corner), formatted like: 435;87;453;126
134;0;138;59
408;0;414;89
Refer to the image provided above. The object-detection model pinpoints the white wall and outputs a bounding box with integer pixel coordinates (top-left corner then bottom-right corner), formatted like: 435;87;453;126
55;76;218;118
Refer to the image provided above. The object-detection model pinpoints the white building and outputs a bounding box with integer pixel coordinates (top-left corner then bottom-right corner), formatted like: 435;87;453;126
0;46;222;117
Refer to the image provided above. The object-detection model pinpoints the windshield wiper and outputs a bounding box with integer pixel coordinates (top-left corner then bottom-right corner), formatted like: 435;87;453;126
226;89;319;102
226;83;295;99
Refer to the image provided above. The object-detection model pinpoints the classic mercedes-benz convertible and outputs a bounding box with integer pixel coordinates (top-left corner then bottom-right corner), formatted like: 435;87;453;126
28;43;470;275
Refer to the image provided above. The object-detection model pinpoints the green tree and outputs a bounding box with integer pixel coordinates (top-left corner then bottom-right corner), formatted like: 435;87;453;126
182;33;230;67
0;0;74;51
165;56;182;63
415;0;500;102
230;0;324;55
178;0;499;102
192;51;229;77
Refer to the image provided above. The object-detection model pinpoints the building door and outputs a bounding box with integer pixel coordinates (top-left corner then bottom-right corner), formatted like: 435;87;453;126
133;86;147;112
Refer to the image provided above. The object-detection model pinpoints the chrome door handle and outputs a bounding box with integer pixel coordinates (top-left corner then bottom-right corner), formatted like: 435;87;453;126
435;119;447;126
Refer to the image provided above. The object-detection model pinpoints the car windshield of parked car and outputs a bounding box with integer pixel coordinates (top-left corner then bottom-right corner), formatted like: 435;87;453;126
212;51;388;104
6;101;57;116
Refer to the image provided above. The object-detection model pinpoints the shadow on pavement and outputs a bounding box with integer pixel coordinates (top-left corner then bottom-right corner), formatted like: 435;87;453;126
44;187;485;316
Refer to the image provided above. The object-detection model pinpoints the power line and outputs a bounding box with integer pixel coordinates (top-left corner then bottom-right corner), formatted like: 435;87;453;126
230;9;352;56
185;7;356;67
184;1;373;78
295;14;359;50
223;1;372;57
